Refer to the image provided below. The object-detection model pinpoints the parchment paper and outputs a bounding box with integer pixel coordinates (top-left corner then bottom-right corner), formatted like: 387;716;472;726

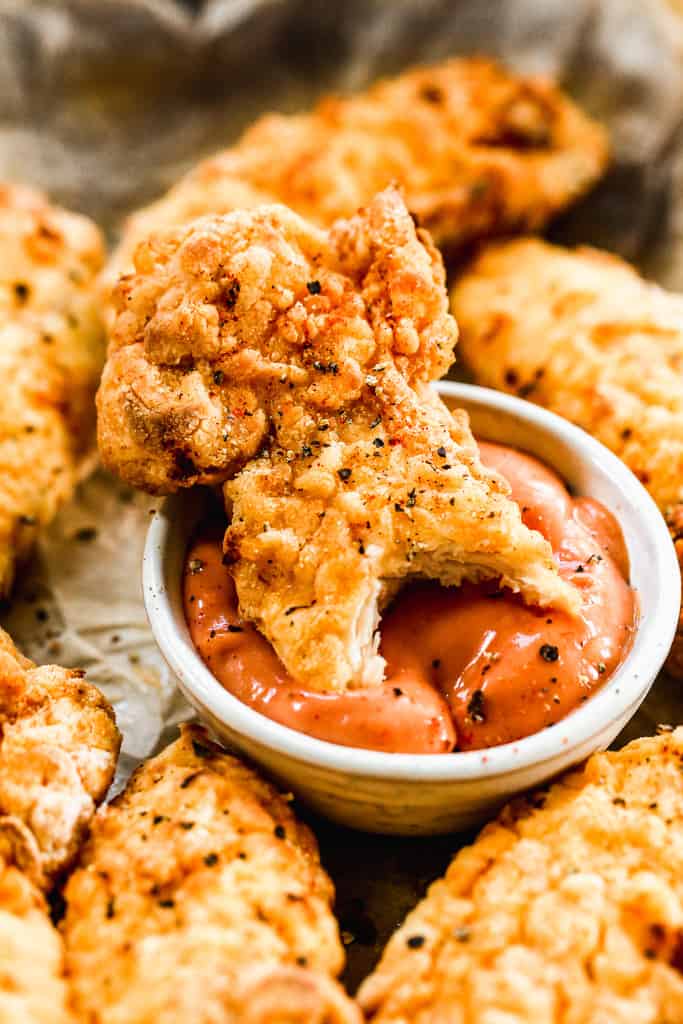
2;0;683;991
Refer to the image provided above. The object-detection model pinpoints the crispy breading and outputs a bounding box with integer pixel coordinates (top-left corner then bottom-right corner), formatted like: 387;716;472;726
106;57;607;293
98;189;574;690
0;833;72;1024
0;627;120;888
359;729;683;1024
61;723;360;1024
0;183;105;595
451;238;683;675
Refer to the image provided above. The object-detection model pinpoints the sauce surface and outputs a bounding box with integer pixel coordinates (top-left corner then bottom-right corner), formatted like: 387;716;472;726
184;442;636;753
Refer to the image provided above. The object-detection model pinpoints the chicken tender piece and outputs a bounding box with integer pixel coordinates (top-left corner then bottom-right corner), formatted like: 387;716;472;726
359;728;683;1024
0;628;120;887
108;57;607;291
99;189;574;690
62;723;360;1024
451;239;683;674
0;183;105;595
0;831;73;1024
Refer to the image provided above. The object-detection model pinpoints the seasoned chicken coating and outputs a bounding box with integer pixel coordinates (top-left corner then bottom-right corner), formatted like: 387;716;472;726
62;723;360;1024
0;183;106;595
359;728;683;1024
0;832;72;1024
107;57;608;291
0;628;120;888
451;239;683;674
99;189;574;690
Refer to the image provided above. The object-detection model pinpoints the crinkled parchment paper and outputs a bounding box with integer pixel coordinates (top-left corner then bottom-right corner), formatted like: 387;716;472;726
2;0;683;990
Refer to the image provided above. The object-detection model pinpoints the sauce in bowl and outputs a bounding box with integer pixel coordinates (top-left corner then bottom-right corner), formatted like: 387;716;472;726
183;442;636;753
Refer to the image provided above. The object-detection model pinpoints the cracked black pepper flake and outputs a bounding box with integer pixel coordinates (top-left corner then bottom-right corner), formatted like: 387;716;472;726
158;898;175;909
597;662;606;674
153;814;165;825
358;543;365;555
306;280;321;295
338;468;352;481
180;772;200;789
188;558;205;574
406;935;425;949
467;689;486;723
394;502;404;513
274;824;286;839
227;624;244;633
75;526;97;542
106;898;116;919
539;643;559;662
420;84;443;104
36;608;48;623
296;956;308;966
179;821;194;830
285;605;307;616
301;445;313;458
192;739;215;759
370;417;381;429
213;370;224;385
407;489;417;507
19;514;37;526
437;446;447;458
432;659;441;669
13;282;29;302
204;853;219;867
393;687;403;697
372;437;384;447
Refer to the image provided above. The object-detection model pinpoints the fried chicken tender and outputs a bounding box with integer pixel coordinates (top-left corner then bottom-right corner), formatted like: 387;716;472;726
359;729;683;1024
107;57;607;291
0;832;73;1024
0;183;106;595
0;627;120;888
62;723;360;1024
99;189;574;690
451;239;683;674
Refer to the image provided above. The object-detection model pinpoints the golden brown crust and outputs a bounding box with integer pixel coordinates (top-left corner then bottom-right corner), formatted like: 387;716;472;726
107;57;607;291
0;627;120;888
98;189;574;690
62;723;359;1024
359;729;683;1023
0;845;73;1024
0;183;105;595
451;238;683;675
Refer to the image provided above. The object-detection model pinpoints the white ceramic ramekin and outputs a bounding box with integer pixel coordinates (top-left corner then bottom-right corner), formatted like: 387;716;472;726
143;382;680;835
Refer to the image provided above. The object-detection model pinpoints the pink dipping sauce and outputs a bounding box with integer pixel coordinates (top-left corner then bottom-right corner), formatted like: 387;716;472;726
183;442;636;754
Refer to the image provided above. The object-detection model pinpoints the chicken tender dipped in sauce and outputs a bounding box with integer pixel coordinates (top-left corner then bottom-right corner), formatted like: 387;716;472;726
184;441;635;754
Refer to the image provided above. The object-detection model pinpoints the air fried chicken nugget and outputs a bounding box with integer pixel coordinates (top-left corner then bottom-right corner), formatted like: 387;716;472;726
451;239;683;674
0;628;120;887
108;57;608;287
98;189;574;690
62;723;360;1024
0;184;105;595
0;832;73;1024
359;729;683;1024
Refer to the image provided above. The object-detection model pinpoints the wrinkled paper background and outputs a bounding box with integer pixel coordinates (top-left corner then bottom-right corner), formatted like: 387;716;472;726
2;0;683;989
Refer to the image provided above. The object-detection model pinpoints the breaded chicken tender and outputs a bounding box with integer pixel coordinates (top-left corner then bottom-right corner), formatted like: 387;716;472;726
0;832;72;1024
62;723;360;1024
98;189;574;690
0;628;120;887
107;57;607;291
359;728;683;1024
0;183;105;595
451;239;683;674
